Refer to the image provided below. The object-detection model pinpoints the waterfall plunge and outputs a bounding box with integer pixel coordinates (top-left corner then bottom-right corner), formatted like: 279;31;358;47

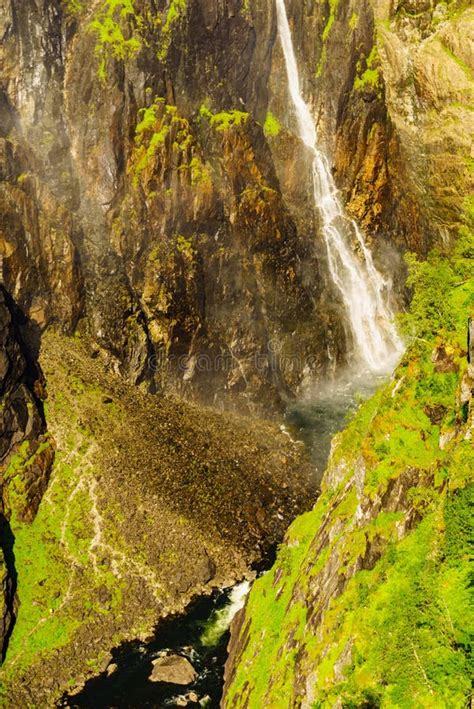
275;0;403;374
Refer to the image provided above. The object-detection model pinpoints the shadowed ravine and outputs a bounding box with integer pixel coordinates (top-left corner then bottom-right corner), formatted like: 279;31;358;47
59;585;250;709
58;1;404;706
60;369;385;708
0;516;17;663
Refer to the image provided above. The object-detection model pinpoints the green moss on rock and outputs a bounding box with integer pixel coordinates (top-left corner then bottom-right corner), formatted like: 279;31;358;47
316;0;340;78
354;45;382;93
209;110;249;132
263;112;282;138
224;207;474;708
157;0;187;61
89;0;142;81
129;98;212;192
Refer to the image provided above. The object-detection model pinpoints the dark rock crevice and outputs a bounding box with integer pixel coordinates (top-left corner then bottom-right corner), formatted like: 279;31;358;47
0;287;54;658
0;513;16;662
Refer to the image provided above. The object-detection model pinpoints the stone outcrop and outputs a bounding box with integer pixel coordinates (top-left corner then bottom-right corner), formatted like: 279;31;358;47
149;654;198;685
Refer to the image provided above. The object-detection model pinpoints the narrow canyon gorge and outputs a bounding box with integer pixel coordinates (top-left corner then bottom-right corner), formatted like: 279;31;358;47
0;0;472;707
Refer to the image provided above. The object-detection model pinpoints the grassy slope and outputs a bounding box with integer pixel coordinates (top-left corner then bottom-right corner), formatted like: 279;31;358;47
0;331;312;707
224;209;474;708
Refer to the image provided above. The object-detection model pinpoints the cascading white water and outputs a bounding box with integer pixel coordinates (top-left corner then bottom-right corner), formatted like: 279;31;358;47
200;581;250;648
275;0;403;373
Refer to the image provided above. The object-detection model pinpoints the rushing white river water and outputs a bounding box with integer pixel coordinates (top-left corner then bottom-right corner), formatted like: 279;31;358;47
200;581;250;648
60;582;252;708
275;0;403;373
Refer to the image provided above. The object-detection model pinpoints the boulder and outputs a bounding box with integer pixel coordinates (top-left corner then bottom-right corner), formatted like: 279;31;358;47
149;654;197;685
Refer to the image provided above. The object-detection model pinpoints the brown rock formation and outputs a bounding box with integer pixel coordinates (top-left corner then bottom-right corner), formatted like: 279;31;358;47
149;654;198;685
3;1;470;413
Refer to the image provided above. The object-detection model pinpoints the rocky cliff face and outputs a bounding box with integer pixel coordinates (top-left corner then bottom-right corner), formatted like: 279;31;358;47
223;207;474;706
0;288;53;659
0;0;332;414
290;0;473;255
0;0;472;705
1;0;471;414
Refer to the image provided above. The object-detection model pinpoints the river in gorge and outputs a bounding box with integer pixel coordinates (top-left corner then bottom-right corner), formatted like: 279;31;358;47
59;368;389;709
59;583;250;709
59;0;403;704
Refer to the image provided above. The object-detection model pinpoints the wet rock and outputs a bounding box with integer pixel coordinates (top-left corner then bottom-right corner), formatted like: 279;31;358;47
149;654;197;685
175;694;200;707
175;693;200;707
106;663;117;677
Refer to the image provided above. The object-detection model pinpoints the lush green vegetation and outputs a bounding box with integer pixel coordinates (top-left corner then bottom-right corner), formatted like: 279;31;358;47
322;0;340;42
226;206;474;706
130;98;211;189
349;12;359;31
199;105;249;132
88;0;189;79
263;111;282;138
316;0;340;77
89;0;142;81
157;0;187;61
311;493;473;708
240;0;250;20
0;405;125;687
399;202;474;344
131;98;170;183
354;45;382;94
64;0;85;14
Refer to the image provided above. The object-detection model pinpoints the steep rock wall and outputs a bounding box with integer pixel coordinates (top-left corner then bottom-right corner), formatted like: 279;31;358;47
1;0;470;413
222;207;474;706
0;288;54;659
275;0;473;255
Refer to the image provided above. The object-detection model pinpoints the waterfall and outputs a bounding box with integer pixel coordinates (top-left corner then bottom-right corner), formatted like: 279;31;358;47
275;0;403;373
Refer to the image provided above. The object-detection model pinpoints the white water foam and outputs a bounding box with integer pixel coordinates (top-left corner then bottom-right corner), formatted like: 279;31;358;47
200;581;250;648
